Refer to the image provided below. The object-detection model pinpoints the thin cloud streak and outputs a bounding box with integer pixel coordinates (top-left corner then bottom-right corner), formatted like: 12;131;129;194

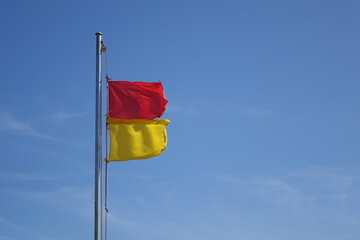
0;172;58;181
0;216;54;240
218;174;308;209
108;213;212;240
0;111;59;141
47;112;84;124
288;167;359;183
0;111;32;131
237;106;274;117
218;167;360;216
166;103;199;114
1;187;93;219
0;236;13;240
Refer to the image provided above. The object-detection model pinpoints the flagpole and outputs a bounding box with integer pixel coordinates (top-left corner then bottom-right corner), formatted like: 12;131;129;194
94;32;103;240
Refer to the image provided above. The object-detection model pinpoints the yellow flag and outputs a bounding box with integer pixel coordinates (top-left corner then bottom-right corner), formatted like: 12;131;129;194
107;117;170;161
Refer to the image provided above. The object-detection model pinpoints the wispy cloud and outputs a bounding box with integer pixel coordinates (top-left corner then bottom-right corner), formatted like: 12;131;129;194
32;94;49;102
237;106;274;117
288;167;360;206
288;167;359;184
0;172;58;181
1;187;93;218
0;187;93;240
0;111;58;141
166;103;199;114
0;111;32;131
218;167;360;216
109;172;153;180
47;112;84;124
0;236;13;240
0;216;54;240
107;213;211;240
218;174;308;209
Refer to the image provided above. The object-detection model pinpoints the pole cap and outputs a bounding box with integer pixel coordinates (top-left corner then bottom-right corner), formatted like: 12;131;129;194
95;32;103;35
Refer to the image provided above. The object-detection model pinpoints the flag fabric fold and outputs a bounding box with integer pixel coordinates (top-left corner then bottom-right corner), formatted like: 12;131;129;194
107;117;170;161
108;81;168;120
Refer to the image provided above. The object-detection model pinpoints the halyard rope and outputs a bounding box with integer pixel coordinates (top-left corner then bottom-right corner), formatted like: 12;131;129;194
102;40;109;240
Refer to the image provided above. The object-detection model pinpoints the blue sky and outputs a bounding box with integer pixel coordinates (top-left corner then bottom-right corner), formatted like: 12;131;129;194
0;0;360;239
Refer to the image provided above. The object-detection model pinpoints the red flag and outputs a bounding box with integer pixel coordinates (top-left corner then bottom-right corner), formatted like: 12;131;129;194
108;81;168;120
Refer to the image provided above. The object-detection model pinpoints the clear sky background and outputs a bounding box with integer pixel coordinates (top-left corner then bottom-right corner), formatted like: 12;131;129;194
0;0;359;239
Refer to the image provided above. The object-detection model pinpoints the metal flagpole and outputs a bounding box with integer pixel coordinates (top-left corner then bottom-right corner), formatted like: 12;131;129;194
94;32;103;240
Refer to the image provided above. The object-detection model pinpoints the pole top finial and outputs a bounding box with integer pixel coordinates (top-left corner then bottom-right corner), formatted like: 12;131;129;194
95;32;103;36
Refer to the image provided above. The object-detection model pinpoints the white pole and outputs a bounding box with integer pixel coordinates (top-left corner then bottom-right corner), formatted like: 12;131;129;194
94;32;103;240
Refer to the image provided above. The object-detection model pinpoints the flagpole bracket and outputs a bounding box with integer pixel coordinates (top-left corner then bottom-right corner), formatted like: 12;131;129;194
101;41;107;52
